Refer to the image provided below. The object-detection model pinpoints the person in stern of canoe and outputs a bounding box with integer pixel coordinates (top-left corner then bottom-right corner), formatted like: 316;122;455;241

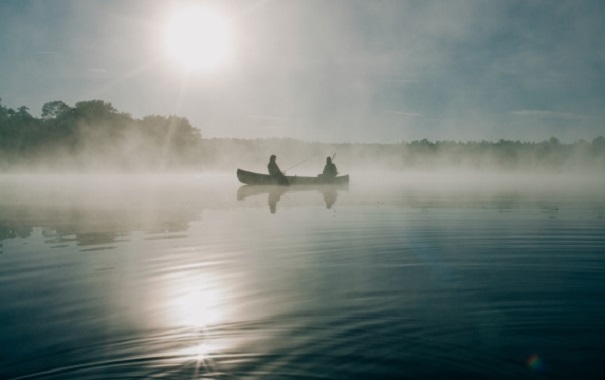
319;156;338;181
268;154;289;185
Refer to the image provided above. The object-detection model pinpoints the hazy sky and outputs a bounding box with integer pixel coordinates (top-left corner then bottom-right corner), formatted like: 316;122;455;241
1;0;604;143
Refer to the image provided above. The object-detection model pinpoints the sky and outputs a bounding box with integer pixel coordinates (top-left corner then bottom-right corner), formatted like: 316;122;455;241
1;0;604;143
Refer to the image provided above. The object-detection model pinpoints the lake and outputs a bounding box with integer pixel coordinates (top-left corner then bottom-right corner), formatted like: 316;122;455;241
1;172;604;379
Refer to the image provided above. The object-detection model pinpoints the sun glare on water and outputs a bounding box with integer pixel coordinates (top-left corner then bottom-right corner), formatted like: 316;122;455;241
163;6;231;71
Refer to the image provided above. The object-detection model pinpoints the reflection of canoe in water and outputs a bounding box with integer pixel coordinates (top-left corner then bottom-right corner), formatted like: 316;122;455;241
237;185;288;200
237;184;346;201
237;184;343;212
237;168;350;186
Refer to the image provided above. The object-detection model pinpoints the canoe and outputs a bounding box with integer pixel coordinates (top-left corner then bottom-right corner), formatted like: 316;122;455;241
237;168;349;186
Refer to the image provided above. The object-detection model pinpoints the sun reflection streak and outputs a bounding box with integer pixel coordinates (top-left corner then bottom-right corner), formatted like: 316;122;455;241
159;271;228;329
155;270;231;374
179;341;218;376
170;286;224;328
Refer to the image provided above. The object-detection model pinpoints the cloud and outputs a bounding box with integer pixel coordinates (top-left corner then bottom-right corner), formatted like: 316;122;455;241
393;79;418;84
246;115;289;122
385;110;423;117
510;110;590;120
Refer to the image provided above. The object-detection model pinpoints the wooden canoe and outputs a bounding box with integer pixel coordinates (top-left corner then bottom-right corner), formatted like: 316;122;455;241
237;168;349;186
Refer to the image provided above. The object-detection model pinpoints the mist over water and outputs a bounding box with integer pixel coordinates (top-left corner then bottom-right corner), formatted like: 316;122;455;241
1;171;604;379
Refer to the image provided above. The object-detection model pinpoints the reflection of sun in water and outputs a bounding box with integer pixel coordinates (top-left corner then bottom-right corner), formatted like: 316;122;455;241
176;340;219;375
163;6;231;71
180;342;212;362
157;271;230;373
165;277;225;328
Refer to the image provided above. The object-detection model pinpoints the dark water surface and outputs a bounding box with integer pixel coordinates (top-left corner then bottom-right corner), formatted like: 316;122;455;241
1;172;604;379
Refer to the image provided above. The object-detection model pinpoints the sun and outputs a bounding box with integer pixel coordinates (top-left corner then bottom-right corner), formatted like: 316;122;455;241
163;6;231;71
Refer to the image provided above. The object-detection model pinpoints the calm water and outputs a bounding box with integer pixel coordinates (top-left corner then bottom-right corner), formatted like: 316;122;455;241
1;172;604;379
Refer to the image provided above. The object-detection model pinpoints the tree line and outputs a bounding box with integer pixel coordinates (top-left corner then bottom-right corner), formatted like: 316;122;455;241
0;99;201;171
1;99;604;172
200;136;605;173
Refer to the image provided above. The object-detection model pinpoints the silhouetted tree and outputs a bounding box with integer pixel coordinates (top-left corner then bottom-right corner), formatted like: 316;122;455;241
0;99;207;170
41;100;71;119
593;136;605;147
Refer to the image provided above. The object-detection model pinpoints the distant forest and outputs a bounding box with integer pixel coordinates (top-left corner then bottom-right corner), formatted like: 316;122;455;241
1;99;604;172
0;99;201;171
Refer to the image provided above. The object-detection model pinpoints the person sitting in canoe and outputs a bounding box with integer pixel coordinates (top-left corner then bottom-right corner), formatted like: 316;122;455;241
268;155;289;185
318;156;338;181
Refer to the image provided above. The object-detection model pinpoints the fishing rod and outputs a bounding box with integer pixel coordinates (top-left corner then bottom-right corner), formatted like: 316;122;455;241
283;153;321;172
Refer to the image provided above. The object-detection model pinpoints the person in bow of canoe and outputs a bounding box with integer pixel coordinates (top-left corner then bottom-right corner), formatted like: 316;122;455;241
319;156;338;181
268;154;289;185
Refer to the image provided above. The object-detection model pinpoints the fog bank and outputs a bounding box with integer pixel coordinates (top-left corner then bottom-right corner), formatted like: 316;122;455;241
2;99;604;174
